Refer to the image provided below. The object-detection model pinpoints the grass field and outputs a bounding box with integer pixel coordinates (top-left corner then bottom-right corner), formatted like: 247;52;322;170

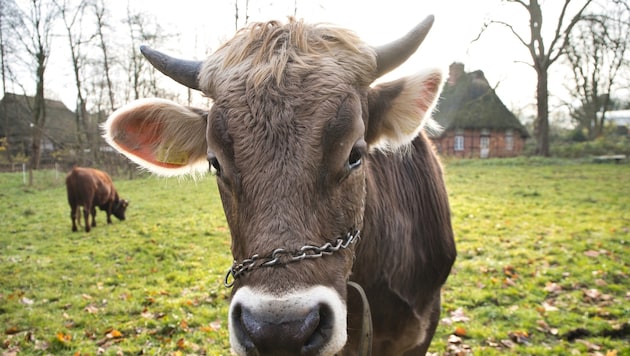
0;158;628;355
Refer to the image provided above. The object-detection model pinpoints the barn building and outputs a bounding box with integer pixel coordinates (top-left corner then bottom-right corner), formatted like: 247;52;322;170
0;93;77;161
430;62;529;158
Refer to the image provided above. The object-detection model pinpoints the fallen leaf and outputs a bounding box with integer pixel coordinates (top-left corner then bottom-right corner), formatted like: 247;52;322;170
209;320;222;331
5;326;20;335
2;347;20;356
584;288;601;300
503;277;517;287
508;330;530;345
500;339;515;349
56;332;71;343
107;329;122;338
584;250;600;258
503;265;517;278
541;301;559;312
141;311;152;319
24;330;34;343
576;339;601;352
441;307;470;325
447;334;462;344
34;340;49;350
84;304;99;314
544;282;563;294
454;326;467;337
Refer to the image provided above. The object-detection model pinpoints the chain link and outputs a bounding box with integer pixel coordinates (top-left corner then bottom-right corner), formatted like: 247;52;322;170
224;229;360;287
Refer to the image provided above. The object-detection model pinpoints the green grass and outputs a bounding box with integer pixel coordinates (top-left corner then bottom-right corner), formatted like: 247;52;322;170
435;158;629;355
0;171;233;355
0;159;628;355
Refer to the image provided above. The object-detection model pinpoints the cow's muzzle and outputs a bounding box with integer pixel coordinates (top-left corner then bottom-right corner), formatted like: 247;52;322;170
228;286;347;356
232;302;332;355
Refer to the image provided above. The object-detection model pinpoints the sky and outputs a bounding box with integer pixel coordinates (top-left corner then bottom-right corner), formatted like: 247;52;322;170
42;0;597;121
122;0;542;117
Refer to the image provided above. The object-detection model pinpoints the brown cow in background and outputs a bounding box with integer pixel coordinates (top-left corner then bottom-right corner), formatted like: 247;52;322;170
65;167;128;232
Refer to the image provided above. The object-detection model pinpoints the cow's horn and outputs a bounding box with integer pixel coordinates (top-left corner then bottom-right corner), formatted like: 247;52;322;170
373;15;434;78
140;45;202;90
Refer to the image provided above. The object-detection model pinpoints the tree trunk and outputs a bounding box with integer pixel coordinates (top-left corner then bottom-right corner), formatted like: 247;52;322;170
534;69;550;157
94;0;116;112
30;55;46;176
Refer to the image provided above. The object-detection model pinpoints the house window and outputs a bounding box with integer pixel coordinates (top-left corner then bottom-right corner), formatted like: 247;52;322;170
480;129;490;158
505;129;514;151
480;136;490;149
454;129;464;151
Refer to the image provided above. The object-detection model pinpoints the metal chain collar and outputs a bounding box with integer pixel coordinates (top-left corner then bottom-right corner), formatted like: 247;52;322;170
224;229;360;287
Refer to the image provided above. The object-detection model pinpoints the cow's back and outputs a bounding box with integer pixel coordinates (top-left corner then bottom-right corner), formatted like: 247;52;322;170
65;167;116;206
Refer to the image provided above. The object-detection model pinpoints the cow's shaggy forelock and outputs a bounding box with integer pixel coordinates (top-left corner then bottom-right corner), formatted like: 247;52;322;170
199;18;377;96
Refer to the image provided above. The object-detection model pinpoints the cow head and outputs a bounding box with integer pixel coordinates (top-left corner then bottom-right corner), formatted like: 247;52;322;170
104;16;442;355
113;199;129;221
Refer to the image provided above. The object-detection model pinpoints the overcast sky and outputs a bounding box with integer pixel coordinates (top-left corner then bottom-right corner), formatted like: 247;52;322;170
44;0;597;121
132;0;539;112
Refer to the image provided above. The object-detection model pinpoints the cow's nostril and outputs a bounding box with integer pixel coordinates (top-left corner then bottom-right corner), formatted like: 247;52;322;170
230;304;256;353
232;302;333;355
302;303;333;354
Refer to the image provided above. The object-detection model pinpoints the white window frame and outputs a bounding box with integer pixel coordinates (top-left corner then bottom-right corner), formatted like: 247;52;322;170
505;129;514;151
454;135;464;151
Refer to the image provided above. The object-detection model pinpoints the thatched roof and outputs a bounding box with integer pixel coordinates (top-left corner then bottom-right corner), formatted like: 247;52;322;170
0;93;78;151
433;63;529;138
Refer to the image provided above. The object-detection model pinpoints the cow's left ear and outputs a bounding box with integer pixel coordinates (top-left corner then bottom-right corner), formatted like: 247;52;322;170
366;68;443;149
103;98;208;176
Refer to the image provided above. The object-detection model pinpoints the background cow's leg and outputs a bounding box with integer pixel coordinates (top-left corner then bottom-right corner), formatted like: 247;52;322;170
106;202;113;224
70;206;78;232
82;206;91;232
91;207;97;227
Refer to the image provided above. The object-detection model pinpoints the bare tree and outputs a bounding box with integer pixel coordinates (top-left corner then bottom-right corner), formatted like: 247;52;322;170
234;0;239;32
55;0;98;164
234;0;251;31
10;0;58;184
124;6;171;101
476;0;593;156
564;1;629;139
92;0;115;113
0;0;20;164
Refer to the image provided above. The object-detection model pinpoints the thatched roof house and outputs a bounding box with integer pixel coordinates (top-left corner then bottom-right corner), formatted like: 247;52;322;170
0;93;78;160
431;63;529;158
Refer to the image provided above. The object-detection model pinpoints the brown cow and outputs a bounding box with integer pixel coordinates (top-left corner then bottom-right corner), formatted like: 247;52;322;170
65;167;128;232
104;15;455;355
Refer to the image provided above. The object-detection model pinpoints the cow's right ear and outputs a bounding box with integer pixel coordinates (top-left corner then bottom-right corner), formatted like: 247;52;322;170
103;98;208;176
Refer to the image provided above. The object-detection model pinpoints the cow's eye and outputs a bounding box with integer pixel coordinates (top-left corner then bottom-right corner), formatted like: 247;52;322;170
208;156;221;174
348;148;362;169
348;141;366;170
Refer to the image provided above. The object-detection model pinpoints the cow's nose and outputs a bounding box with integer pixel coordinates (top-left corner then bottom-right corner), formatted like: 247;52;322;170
231;302;334;356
